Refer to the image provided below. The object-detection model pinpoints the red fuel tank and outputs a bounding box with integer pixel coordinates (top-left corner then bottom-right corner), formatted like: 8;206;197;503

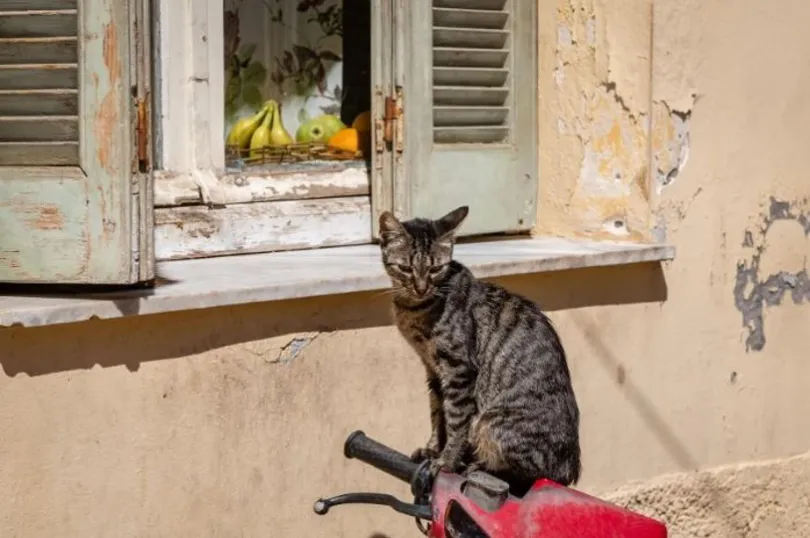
430;475;668;538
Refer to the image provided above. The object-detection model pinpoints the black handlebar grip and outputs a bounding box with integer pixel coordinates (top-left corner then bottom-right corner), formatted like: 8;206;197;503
344;430;420;484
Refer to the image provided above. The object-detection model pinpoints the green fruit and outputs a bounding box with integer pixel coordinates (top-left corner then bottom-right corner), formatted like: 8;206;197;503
268;101;294;146
226;104;269;149
295;114;346;143
249;103;274;158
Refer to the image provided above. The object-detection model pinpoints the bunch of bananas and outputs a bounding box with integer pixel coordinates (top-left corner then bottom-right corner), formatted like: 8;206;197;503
225;99;294;158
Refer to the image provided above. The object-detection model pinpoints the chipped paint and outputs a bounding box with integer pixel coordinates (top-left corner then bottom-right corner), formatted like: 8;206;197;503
154;196;372;260
271;333;321;364
33;205;65;231
578;85;648;199
652;97;695;192
153;166;369;207
734;198;810;352
94;22;121;173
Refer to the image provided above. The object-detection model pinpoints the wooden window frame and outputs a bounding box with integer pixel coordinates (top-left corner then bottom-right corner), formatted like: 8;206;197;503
151;0;380;261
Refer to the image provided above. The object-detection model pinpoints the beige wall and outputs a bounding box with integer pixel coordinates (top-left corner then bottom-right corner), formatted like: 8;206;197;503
2;0;810;536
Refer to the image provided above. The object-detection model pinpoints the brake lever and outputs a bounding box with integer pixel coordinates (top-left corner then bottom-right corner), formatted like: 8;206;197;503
313;492;432;520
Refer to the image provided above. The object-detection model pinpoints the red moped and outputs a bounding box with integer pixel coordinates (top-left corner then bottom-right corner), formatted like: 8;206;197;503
314;431;668;538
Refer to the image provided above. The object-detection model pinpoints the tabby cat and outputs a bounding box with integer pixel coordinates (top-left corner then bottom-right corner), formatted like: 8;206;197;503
379;206;581;492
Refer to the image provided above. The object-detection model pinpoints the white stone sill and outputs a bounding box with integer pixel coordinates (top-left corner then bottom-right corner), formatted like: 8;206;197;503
0;237;675;328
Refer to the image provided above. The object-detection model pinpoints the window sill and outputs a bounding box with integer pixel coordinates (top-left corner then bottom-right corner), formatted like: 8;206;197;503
0;237;675;328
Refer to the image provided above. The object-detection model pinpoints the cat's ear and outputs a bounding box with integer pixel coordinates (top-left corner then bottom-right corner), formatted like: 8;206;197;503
436;205;469;238
379;211;406;244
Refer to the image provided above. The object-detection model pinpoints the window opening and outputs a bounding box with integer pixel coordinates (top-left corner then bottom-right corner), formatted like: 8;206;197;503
222;0;371;175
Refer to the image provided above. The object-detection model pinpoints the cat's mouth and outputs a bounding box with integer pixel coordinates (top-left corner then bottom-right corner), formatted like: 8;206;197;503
394;286;437;305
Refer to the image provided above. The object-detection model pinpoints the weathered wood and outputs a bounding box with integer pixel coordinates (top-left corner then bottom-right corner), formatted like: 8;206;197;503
0;89;78;115
0;10;78;38
432;8;508;29
433;126;509;144
432;67;508;87
433;106;508;126
153;166;370;207
433;27;508;49
0;116;78;141
0;36;78;64
433;0;506;9
0;141;78;165
0;64;78;90
0;1;77;10
369;0;395;238
155;0;225;174
0;0;152;283
433;86;508;106
433;47;507;68
155;197;373;261
0;173;90;279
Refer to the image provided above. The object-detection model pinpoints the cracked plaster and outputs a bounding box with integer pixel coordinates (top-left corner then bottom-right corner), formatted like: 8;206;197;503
537;0;697;242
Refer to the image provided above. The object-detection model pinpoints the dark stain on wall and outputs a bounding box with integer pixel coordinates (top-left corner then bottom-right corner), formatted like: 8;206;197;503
733;197;810;352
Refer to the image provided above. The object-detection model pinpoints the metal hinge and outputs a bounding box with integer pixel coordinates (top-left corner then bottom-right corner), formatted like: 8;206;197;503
135;97;149;172
383;86;404;153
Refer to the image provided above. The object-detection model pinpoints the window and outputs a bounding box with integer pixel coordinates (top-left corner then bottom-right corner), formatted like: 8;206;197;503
0;0;538;284
152;0;378;260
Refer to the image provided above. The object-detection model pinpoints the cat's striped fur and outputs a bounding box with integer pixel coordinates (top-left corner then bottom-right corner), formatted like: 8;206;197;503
379;206;581;492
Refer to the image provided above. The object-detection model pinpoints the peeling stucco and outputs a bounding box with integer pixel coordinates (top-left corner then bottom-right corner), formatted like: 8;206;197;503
734;198;810;352
537;0;655;242
274;333;320;364
652;97;695;192
242;332;322;364
537;0;705;243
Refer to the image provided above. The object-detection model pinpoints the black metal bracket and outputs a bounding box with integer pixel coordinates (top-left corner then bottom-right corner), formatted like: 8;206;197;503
313;492;431;520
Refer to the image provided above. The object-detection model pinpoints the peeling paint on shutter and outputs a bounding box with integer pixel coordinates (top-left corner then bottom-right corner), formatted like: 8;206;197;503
0;0;153;284
0;1;79;165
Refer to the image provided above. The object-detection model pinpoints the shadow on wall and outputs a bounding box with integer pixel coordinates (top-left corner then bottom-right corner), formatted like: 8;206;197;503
0;262;667;378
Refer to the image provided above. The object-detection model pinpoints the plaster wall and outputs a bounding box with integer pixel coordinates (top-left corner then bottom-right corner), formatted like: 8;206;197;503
1;0;809;536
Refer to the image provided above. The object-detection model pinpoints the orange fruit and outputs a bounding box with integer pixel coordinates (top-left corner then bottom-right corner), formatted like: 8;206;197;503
328;127;360;154
352;111;371;132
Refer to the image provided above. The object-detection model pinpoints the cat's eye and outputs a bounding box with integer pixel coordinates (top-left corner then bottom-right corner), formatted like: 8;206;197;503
395;264;411;273
428;265;445;275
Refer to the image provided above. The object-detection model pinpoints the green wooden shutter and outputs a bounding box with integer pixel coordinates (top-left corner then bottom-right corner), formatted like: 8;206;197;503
0;0;153;284
391;0;537;235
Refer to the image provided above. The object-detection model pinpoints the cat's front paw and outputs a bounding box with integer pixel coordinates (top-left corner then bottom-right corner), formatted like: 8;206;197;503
410;446;439;463
461;462;484;476
428;456;462;478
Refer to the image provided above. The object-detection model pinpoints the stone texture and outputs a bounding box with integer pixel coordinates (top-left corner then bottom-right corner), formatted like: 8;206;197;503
606;452;810;537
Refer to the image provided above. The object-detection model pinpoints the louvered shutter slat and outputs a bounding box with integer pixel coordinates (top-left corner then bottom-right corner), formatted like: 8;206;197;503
432;3;510;144
0;4;79;166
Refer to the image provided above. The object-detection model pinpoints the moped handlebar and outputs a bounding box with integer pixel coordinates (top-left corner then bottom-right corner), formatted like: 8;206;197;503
314;431;431;521
343;430;420;484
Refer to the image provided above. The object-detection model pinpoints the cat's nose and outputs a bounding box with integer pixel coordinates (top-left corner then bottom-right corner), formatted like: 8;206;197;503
414;280;429;296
